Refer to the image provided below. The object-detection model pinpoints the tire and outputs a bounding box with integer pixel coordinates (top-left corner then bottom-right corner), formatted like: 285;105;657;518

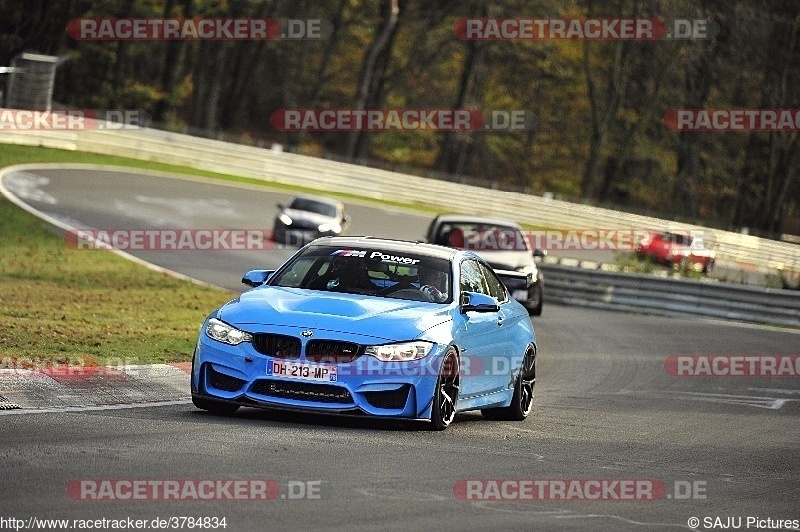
482;346;536;421
192;395;240;414
428;348;460;431
527;283;543;316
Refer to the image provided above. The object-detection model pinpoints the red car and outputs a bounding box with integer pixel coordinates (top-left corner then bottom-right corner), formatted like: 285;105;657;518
635;231;715;273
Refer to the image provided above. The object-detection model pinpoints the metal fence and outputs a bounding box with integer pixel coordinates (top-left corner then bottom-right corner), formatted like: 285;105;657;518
1;126;798;274
540;263;800;328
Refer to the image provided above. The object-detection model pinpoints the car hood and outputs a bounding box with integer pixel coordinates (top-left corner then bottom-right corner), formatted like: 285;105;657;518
283;208;337;225
473;250;534;271
216;287;452;342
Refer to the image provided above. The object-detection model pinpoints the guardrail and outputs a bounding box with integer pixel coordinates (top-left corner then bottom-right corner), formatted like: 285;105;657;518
540;263;800;328
1;126;798;273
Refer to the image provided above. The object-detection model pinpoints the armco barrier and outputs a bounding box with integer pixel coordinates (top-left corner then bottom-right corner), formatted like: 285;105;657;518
540;263;800;328
0;126;798;273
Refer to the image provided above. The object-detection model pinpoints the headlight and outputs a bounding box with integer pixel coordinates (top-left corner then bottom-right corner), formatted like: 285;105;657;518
364;341;434;362
318;222;341;233
278;213;293;226
206;318;252;346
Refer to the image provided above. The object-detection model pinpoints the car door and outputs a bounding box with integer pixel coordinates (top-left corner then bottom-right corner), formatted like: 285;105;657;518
479;262;521;391
454;259;507;398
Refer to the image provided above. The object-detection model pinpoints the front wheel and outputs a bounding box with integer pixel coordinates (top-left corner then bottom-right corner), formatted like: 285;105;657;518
428;348;460;431
527;283;543;316
482;346;535;421
192;395;240;415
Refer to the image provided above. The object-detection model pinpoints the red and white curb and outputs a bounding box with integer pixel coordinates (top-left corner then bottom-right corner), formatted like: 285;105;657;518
0;362;192;414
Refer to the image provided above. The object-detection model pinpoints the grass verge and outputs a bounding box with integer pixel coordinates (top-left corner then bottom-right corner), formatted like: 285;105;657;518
611;251;706;279
0;193;233;368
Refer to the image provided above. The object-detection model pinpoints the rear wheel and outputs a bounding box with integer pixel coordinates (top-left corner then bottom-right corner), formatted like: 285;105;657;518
429;348;460;431
482;346;535;421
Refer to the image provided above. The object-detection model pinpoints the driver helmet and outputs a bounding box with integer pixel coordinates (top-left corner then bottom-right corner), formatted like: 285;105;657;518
419;268;448;303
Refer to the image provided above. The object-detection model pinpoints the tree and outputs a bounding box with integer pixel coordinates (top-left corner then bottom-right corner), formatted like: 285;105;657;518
580;0;636;199
344;0;402;160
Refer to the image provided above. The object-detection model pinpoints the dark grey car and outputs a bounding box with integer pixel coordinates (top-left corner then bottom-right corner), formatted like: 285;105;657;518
273;195;350;246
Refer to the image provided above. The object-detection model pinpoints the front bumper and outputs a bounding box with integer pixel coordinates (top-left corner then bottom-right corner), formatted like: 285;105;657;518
192;335;444;420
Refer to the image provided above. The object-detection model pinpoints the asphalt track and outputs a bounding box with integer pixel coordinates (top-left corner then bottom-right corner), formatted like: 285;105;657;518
1;168;799;532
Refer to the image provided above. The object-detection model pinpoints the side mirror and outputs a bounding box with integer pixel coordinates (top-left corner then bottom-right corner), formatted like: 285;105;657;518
533;248;546;258
460;292;500;313
242;269;274;287
276;203;285;210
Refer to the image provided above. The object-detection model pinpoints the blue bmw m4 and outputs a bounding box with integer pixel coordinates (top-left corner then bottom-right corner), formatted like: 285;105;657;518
191;237;537;430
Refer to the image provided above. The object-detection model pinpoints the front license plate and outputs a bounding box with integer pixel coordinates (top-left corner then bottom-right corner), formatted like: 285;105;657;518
267;360;338;382
512;289;528;302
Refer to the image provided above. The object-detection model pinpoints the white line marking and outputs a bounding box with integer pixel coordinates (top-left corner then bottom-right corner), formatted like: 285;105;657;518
746;388;800;395
0;398;192;415
3;171;57;204
619;389;798;410
470;503;690;529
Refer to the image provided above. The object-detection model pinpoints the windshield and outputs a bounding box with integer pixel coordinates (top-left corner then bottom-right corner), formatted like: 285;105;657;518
434;222;530;252
289;198;339;217
270;246;452;303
